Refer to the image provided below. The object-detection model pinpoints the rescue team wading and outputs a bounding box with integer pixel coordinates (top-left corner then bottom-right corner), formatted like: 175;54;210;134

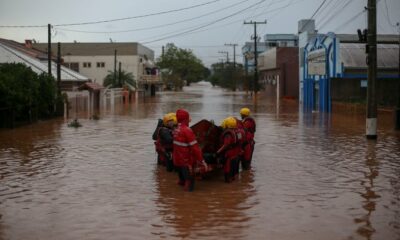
153;108;256;192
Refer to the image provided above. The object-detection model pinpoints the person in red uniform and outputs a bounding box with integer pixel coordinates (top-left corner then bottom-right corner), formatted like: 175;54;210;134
234;117;245;175
173;109;206;192
240;108;256;170
154;113;177;171
217;117;243;183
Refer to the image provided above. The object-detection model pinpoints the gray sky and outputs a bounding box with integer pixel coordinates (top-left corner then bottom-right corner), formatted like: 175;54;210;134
1;0;399;66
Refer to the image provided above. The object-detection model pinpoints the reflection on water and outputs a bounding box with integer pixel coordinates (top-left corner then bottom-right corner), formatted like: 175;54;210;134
355;141;380;240
153;167;256;239
0;82;399;240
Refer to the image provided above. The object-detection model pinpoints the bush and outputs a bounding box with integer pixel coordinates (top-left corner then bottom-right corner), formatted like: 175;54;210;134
0;63;61;127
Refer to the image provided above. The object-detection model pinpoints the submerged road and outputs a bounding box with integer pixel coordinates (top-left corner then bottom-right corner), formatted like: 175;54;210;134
0;82;399;240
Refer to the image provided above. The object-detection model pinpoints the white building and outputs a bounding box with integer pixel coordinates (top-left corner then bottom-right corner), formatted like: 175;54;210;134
33;42;161;90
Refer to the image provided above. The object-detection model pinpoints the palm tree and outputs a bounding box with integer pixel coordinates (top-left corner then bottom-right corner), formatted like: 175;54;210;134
103;70;136;89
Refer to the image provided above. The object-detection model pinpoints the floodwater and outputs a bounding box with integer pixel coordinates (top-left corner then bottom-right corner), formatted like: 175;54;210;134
0;82;399;240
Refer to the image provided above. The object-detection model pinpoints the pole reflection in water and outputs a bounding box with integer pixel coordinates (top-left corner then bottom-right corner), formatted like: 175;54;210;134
354;141;380;239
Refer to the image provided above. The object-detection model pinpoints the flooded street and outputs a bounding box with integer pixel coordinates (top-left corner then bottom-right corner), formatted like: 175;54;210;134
0;82;399;240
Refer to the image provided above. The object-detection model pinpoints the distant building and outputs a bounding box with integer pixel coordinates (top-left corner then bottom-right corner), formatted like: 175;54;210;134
302;32;399;112
258;47;299;99
264;34;298;48
0;38;89;91
33;42;162;94
242;41;268;73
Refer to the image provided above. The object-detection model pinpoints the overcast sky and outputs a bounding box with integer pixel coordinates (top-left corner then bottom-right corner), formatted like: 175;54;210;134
1;0;399;66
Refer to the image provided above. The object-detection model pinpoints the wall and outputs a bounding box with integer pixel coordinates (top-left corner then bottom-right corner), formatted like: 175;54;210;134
62;55;141;86
277;47;299;98
331;77;400;107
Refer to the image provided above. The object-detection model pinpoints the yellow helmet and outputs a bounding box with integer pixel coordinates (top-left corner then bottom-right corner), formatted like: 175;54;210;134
240;107;251;117
163;112;177;126
221;117;237;129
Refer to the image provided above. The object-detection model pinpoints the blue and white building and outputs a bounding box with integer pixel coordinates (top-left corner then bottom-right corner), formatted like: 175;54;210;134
302;33;399;112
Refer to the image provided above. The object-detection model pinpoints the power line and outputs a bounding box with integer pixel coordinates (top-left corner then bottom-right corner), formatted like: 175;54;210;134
299;0;327;33
332;0;383;32
54;0;251;34
384;0;398;27
317;0;353;31
140;0;268;44
163;0;306;43
0;0;222;28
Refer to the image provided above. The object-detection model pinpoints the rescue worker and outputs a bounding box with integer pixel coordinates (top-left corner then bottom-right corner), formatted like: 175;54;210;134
154;113;177;171
217;117;243;183
173;109;206;192
240;108;256;170
234;117;246;175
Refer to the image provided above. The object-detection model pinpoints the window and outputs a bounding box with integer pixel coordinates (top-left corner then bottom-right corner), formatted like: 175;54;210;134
83;62;91;68
63;62;79;72
96;62;105;68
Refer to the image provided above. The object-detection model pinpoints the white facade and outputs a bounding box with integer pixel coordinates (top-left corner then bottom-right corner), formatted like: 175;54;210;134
62;55;145;86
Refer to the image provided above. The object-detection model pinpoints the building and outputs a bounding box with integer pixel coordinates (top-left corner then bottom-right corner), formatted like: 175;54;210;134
298;19;318;103
258;47;299;99
33;42;162;94
264;34;298;48
302;32;399;112
0;39;89;91
242;41;268;73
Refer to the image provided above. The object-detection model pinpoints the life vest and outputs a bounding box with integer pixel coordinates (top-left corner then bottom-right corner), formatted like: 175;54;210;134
155;127;173;155
243;117;256;134
220;128;243;158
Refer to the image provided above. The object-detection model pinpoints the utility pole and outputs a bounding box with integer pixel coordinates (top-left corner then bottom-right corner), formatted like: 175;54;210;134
118;61;122;87
218;51;229;63
48;24;52;77
224;43;238;68
114;49;117;86
57;42;61;95
244;54;249;93
225;43;238;91
244;20;267;95
395;22;400;130
366;0;377;139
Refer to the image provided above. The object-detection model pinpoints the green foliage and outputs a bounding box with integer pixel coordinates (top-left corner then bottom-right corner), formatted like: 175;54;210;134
0;63;60;127
207;62;244;91
157;43;207;90
103;70;136;88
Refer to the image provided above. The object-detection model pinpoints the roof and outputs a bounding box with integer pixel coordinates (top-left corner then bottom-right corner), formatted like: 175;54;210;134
0;38;51;60
78;82;104;91
0;40;90;82
33;42;154;59
340;43;399;69
337;34;399;43
264;34;298;41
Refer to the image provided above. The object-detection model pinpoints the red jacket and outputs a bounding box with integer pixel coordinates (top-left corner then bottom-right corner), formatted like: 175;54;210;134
242;117;256;133
173;110;203;168
217;129;243;160
242;117;256;142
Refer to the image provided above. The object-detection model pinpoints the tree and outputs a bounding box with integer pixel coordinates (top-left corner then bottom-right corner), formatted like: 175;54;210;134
103;70;136;89
157;43;206;90
207;62;244;91
0;63;60;127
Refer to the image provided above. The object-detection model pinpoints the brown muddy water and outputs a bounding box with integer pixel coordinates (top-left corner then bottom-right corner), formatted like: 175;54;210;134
0;82;399;240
